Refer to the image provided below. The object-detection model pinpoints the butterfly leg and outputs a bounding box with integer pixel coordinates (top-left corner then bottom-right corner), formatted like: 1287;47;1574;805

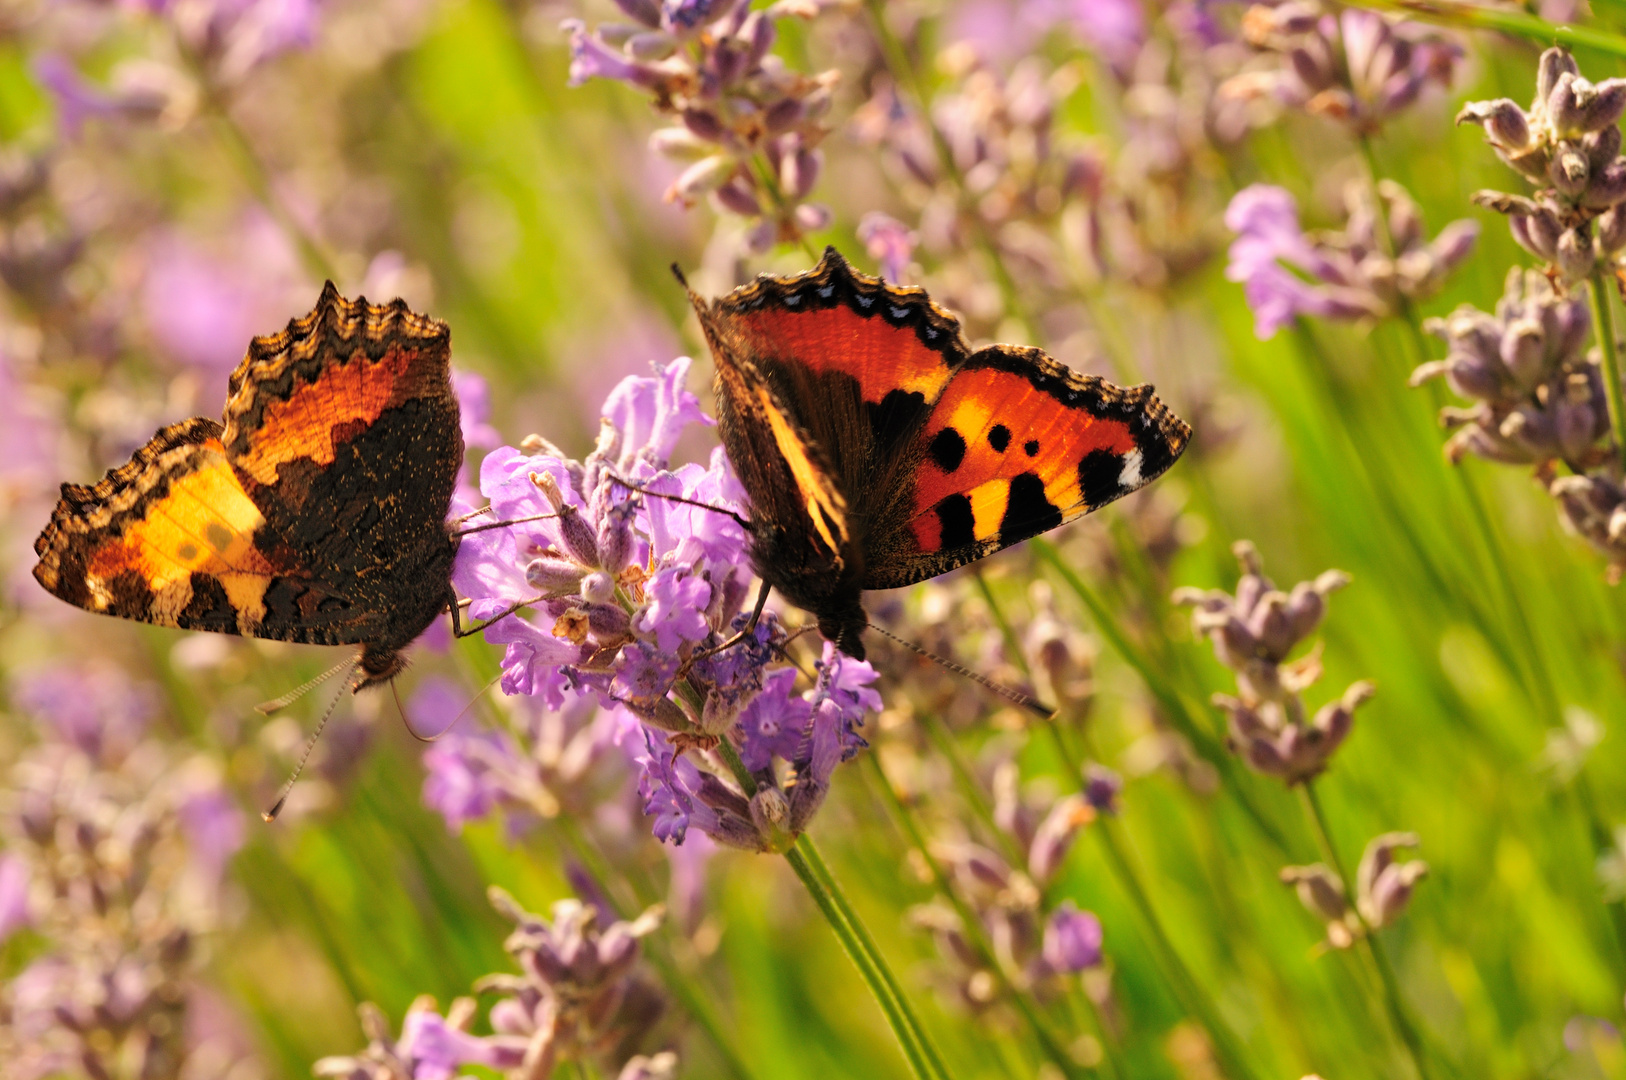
449;510;562;539
449;590;547;638
684;579;772;668
603;472;753;532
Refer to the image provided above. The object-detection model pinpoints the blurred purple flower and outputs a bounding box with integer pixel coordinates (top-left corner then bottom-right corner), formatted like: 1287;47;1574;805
0;350;60;509
140;216;310;372
1083;764;1122;814
1041;901;1104;973
452;370;501;452
1048;0;1146;72
421;717;523;833
176;781;245;887
179;0;325;82
397;1006;511;1080
857;212;917;282
12;663;157;762
1225;182;1476;339
0;853;31;943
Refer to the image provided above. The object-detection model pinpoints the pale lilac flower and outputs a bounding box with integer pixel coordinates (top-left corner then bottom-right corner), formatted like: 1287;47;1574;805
176;779;246;888
1414;268;1607;469
0;854;31;943
13;663;157;763
32;55;161;138
1176;542;1366;784
1041;901;1104;974
140;216;310;372
1229;5;1459;134
566;0;836;251
1225;182;1477;339
1280;832;1428;947
857;212;917;283
1461;48;1626;283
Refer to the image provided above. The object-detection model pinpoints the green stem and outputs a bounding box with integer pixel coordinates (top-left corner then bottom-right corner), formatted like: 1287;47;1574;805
1358;0;1626;60
1037;720;1261;1080
1030;537;1294;857
782;840;950;1080
971;570;1034;680
865;754;1095;1080
1589;268;1626;474
711;738;950;1080
1298;783;1436;1080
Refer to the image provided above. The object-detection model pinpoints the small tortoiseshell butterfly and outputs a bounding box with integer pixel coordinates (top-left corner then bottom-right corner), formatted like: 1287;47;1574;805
33;285;465;691
687;247;1191;660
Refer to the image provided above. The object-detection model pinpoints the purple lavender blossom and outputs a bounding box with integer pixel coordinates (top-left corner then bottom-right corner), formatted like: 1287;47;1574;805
450;358;880;850
857;212;918;283
13;664;157;763
0;853;31;943
1225;182;1477;339
1041;901;1105;974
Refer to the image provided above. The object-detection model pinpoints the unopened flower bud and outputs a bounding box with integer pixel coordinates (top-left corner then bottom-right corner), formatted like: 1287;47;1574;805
1584;160;1626;210
1549;143;1590;198
1599;205;1626;254
1557;226;1597;282
580;572;615;605
528;556;588;592
667;155;736;205
1456;98;1530;149
1279;863;1349;924
1356;832;1428;927
1042;902;1103;974
712;177;762;217
627;31;677;60
556;504;601;567
650;126;712;159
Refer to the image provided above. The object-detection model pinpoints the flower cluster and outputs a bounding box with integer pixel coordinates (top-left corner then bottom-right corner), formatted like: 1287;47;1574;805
1280;833;1429;949
450;359;881;850
1460;48;1626;284
315;887;670;1080
564;0;837;253
1174;541;1367;784
1224;5;1459;135
1225;181;1477;340
1412;268;1607;468
910;761;1109;1011
0;664;254;1080
852;52;1103;328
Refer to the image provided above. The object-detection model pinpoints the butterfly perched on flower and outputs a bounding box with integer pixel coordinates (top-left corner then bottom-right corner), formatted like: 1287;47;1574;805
685;247;1191;659
33;285;468;691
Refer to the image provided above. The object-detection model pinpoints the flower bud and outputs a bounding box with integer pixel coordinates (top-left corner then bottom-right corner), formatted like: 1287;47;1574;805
1584;159;1626;210
649;126;712;159
580;571;615;605
626;31;677;61
667;155;736;205
793;202;832;231
610;0;661;28
528;556;588;592
597;501;635;574
1042;902;1103;974
555;504;601;567
1028;795;1091;884
1456;99;1530;149
1557;226;1597;283
1279;863;1349;924
1539;47;1581;103
1550;143;1590;198
1356;832;1428;927
1599;205;1626;254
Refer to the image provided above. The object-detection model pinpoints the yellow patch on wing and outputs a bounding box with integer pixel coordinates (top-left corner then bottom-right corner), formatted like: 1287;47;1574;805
85;440;276;628
756;385;849;556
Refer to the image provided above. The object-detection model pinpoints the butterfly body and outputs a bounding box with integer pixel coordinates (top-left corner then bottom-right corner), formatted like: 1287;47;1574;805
693;248;1191;660
33;284;463;690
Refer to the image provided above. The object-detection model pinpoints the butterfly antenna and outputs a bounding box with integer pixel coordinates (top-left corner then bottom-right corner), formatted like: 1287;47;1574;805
397;672;504;743
866;622;1055;719
262;665;354;822
255;656;355;715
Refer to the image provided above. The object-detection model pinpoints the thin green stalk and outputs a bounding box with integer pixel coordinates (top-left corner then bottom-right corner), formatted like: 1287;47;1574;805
864;754;1096;1080
1589;268;1626;474
781;841;948;1080
710;738;951;1080
1298;783;1437;1080
1036;718;1262;1080
1357;0;1626;60
1030;537;1295;857
971;570;1033;681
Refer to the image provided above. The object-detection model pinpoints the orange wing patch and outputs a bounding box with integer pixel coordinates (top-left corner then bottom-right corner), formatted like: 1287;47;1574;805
34;418;282;635
908;364;1138;553
229;342;420;486
731;304;956;406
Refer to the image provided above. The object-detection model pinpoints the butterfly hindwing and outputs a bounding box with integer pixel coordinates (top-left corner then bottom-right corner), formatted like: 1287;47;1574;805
864;345;1191;589
220;284;463;652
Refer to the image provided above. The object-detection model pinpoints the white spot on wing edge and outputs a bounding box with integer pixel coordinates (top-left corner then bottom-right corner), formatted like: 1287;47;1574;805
1118;448;1144;490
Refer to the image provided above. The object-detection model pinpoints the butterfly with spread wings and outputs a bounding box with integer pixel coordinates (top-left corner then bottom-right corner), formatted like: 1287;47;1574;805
686;247;1191;660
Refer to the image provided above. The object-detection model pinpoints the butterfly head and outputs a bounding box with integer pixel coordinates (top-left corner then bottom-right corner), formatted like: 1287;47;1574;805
354;643;409;692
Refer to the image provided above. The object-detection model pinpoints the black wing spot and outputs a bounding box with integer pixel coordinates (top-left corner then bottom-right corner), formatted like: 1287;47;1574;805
1024;439;1039;457
999;473;1062;545
934;494;976;549
867;389;929;449
929;427;966;473
1078;448;1122;509
988;425;1011;453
